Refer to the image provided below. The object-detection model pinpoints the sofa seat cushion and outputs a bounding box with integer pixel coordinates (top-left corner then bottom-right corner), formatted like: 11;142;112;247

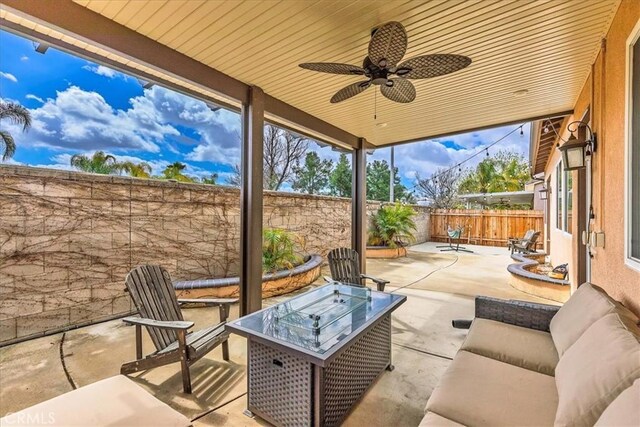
555;313;640;427
595;379;640;426
461;318;558;376
419;412;465;427
426;351;558;427
0;375;190;427
550;283;638;356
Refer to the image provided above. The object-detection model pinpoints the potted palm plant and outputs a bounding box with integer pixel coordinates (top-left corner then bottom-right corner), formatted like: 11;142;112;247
366;203;417;258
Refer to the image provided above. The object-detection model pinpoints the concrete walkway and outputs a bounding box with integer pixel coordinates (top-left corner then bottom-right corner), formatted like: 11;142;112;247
0;245;557;426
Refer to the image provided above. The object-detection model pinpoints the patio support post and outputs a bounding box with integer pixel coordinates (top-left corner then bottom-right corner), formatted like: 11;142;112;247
352;139;367;273
239;86;264;316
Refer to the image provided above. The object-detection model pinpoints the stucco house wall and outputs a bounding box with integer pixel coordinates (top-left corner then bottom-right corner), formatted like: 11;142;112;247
543;0;640;313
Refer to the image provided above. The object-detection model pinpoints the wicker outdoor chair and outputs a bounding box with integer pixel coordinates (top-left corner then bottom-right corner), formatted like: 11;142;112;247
120;265;237;393
326;247;389;292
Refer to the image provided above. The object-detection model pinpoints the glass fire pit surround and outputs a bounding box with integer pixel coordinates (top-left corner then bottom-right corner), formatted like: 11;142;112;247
226;283;406;427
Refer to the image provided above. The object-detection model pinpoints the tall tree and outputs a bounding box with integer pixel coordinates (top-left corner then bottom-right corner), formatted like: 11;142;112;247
415;168;462;208
226;164;242;186
458;150;530;194
122;161;152;178
201;173;218;185
263;124;309;190
227;124;309;190
0;101;31;161
161;162;194;182
70;151;123;174
291;151;333;194
366;159;414;203
329;153;352;197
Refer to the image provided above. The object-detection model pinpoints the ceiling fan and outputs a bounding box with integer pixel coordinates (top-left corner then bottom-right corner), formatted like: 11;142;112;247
299;21;471;104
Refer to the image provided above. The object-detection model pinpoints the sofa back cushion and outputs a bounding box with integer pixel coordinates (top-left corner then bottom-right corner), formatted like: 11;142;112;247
554;313;640;427
550;282;638;356
595;379;640;426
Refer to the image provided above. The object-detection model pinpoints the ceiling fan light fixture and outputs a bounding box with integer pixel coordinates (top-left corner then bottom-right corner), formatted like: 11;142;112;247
385;80;394;87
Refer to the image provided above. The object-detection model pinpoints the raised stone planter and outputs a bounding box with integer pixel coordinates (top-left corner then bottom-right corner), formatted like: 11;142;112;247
173;254;323;299
507;253;570;303
365;246;408;259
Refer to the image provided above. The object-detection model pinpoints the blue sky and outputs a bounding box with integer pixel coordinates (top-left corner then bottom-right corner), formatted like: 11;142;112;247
0;29;530;188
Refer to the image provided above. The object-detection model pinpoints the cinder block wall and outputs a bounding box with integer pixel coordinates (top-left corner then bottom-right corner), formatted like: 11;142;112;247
0;165;430;344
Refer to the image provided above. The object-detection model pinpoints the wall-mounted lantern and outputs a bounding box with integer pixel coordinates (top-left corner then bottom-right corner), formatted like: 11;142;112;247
538;186;549;201
558;121;597;171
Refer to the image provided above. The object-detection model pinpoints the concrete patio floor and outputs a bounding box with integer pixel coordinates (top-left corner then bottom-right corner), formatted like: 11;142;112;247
0;243;557;426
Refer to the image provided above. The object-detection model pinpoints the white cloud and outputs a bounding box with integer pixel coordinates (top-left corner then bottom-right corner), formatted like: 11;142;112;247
0;72;17;83
20;55;29;62
25;94;44;103
82;64;124;79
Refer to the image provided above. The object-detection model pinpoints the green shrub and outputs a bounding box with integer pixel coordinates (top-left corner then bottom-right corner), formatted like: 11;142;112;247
262;228;302;273
367;203;417;248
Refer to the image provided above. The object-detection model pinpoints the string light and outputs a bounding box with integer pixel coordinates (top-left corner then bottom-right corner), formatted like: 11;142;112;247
412;123;526;190
520;126;524;136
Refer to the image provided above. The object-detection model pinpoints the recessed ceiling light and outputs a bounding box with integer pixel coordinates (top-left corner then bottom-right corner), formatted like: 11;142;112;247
513;89;529;97
376;122;388;128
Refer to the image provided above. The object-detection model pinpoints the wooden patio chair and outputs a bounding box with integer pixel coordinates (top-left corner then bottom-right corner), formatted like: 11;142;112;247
326;247;389;291
120;265;237;393
511;231;541;254
508;229;534;252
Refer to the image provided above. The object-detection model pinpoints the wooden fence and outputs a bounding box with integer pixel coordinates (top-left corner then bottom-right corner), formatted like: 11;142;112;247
429;209;544;248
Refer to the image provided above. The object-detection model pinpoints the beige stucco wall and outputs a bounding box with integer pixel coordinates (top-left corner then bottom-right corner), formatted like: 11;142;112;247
543;0;640;314
0;165;430;344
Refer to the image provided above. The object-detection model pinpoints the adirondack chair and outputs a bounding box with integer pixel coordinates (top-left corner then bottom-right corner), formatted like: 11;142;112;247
511;230;541;254
508;229;534;252
121;265;237;394
326;247;389;291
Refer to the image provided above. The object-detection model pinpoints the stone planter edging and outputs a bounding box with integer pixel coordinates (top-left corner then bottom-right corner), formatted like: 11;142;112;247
365;246;408;259
173;254;323;299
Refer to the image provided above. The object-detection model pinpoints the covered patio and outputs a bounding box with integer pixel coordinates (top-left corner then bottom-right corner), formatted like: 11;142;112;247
1;0;639;426
0;244;549;426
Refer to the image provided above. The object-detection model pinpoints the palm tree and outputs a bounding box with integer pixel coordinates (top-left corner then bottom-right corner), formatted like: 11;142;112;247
0;101;32;161
122;161;152;178
161;162;194;182
70;151;123;174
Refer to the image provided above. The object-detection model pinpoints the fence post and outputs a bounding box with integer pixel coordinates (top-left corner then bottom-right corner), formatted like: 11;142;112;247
479;210;484;246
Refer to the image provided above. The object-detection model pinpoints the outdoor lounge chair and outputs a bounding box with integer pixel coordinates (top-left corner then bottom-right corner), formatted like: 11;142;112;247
437;225;473;253
327;247;389;291
510;230;540;254
121;265;237;394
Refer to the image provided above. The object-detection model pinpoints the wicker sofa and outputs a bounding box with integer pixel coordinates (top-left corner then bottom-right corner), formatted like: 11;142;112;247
421;283;640;427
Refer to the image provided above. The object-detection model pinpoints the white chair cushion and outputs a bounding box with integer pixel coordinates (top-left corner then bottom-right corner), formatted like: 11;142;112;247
595;379;640;426
550;283;638;356
0;375;190;427
555;313;640;427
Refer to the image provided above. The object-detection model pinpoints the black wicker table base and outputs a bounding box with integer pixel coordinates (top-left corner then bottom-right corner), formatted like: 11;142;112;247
245;316;393;427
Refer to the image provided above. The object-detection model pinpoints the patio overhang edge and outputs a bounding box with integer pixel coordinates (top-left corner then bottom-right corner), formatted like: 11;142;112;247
379;110;574;148
0;0;360;150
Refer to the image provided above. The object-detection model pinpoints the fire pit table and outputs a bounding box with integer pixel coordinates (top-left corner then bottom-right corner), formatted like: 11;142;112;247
226;283;406;427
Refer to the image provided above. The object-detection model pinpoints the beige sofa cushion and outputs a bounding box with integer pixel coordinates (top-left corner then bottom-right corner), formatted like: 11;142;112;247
419;412;465;427
426;351;557;427
0;375;191;427
595;379;640;426
550;283;638;356
555;313;640;427
460;318;558;376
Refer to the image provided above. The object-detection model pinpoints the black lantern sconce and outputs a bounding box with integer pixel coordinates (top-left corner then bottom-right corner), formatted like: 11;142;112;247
538;185;549;201
557;121;597;171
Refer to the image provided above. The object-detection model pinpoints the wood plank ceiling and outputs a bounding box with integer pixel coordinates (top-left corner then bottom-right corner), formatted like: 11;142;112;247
532;116;566;175
57;1;625;146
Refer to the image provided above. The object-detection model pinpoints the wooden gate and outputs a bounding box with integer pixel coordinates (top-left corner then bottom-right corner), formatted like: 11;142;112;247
429;209;544;248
